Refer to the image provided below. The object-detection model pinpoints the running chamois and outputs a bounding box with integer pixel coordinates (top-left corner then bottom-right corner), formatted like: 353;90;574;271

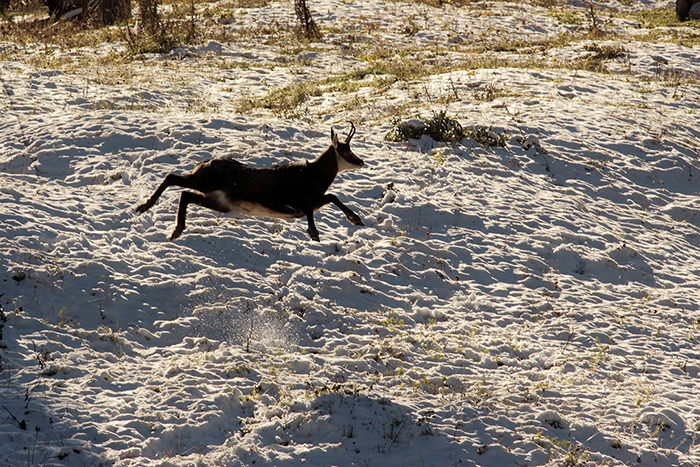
136;124;364;242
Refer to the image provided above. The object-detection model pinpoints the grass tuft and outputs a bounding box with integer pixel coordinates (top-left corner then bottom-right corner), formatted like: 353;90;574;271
239;80;322;117
630;7;700;28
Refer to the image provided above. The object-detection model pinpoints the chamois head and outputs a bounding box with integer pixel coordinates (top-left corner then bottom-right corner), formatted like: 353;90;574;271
331;123;364;172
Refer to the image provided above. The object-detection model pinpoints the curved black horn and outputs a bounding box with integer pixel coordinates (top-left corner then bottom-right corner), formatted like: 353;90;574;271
346;122;356;143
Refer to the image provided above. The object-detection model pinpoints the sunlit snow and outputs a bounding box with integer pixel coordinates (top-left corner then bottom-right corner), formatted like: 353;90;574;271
2;0;700;466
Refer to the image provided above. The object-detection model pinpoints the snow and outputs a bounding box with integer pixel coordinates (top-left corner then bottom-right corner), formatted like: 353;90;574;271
1;0;700;466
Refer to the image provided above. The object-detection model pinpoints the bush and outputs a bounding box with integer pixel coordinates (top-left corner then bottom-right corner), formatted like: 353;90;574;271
385;118;423;142
464;126;508;147
385;111;464;143
424;110;465;143
385;111;508;147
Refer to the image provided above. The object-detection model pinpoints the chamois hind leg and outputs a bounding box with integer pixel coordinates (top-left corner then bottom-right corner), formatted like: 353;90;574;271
305;211;321;242
323;194;364;226
170;191;229;241
136;173;188;214
137;170;218;214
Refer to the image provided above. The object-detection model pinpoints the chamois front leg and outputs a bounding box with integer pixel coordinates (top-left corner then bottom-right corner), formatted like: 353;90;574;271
136;173;187;214
304;195;364;242
323;194;364;226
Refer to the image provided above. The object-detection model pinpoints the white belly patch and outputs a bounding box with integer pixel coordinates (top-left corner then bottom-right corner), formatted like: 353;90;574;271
209;190;303;219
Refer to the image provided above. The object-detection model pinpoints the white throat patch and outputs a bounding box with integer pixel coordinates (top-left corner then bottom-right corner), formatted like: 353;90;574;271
336;152;361;172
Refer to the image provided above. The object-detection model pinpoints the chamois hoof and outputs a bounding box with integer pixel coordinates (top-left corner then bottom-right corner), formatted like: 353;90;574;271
350;215;364;227
169;227;184;241
307;228;320;242
136;203;149;214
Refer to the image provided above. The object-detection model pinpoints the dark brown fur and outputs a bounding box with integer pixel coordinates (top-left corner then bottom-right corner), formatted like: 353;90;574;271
136;124;364;242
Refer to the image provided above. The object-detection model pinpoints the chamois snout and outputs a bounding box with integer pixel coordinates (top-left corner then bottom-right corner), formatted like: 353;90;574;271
346;150;364;168
336;147;364;172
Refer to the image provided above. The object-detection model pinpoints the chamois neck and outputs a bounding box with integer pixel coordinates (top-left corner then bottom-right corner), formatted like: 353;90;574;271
310;145;338;172
300;146;337;192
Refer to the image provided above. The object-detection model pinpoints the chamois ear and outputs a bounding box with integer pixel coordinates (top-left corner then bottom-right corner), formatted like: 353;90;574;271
331;127;339;148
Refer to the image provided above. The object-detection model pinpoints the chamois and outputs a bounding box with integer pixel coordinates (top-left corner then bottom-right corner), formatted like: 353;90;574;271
136;124;364;242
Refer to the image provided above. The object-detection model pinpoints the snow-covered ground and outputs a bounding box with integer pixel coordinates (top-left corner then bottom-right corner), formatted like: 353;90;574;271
2;0;700;465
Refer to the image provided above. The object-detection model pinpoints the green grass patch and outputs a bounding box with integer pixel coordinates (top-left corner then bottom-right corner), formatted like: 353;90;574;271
547;8;586;26
239;79;322;117
628;7;700;28
424;110;465;143
241;56;451;116
632;28;700;47
568;43;628;73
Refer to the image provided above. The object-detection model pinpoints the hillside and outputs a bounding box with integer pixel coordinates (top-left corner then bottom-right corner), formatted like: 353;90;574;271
2;1;700;465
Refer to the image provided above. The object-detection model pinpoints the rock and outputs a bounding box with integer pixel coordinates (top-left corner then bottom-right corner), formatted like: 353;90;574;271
380;190;396;207
690;2;700;18
676;0;700;20
204;40;222;54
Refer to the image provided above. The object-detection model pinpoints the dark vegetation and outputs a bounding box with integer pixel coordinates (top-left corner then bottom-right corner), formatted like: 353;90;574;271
385;111;508;147
0;0;325;51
